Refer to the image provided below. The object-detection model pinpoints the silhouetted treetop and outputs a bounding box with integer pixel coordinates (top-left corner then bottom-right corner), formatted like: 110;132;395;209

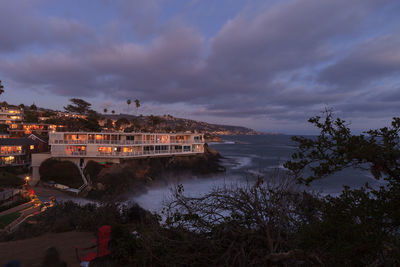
64;98;91;115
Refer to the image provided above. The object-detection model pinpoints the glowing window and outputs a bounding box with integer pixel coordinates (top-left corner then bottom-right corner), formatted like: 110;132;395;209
30;145;34;150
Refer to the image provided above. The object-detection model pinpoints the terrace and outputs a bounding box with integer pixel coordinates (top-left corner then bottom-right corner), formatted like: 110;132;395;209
49;132;204;158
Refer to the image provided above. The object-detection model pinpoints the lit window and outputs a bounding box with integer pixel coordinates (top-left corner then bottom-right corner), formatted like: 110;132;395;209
30;145;34;150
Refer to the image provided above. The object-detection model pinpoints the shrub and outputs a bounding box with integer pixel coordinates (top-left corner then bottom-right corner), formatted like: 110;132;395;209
83;160;104;181
0;195;30;213
39;159;82;188
0;212;20;229
0;172;24;187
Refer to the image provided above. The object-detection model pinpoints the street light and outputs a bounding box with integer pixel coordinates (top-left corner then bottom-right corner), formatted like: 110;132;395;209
25;176;30;184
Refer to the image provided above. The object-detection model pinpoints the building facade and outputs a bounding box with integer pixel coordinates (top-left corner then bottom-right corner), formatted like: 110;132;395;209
0;107;23;125
8;123;60;136
0;138;38;167
49;132;204;161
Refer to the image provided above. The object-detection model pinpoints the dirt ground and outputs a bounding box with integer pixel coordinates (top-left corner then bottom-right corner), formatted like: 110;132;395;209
0;231;96;267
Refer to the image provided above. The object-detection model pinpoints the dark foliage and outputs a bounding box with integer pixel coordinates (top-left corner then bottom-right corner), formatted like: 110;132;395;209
83;160;104;181
0;195;30;213
0;172;24;187
284;110;400;185
24;110;39;123
283;111;400;265
39;159;82;188
2;201;156;242
115;117;130;130
0;124;8;132
64;98;91;115
46;117;100;132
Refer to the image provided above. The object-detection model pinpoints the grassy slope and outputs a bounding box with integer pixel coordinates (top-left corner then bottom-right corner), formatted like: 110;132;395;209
0;211;20;229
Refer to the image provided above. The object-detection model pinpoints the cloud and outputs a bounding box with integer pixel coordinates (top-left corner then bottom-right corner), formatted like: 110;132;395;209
318;35;400;87
115;0;161;37
0;0;400;132
0;0;93;52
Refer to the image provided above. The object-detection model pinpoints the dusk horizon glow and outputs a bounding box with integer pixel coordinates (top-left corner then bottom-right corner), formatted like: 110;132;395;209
1;0;400;134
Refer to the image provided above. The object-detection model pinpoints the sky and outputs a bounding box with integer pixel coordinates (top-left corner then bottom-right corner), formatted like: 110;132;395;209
0;0;400;134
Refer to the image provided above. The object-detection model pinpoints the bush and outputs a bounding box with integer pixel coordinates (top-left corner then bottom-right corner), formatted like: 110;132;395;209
0;172;24;187
83;160;104;181
0;212;20;229
39;159;82;188
2;201;156;242
0;195;30;213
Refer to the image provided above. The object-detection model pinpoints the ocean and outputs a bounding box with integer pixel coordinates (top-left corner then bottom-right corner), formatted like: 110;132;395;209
132;134;384;212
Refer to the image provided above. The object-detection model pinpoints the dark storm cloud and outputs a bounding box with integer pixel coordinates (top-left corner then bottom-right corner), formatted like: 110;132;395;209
1;0;399;127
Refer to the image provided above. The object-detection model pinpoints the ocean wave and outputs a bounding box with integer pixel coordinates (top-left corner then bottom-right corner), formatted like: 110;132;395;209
229;156;252;169
267;164;287;170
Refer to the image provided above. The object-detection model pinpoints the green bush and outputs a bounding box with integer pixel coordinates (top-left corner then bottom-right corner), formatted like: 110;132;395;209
39;159;82;188
0;172;24;187
0;195;30;213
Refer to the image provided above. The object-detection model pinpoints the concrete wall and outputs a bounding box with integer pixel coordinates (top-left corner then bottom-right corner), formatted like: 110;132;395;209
31;153;51;186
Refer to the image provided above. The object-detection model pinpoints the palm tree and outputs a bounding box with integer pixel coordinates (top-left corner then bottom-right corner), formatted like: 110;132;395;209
127;99;131;114
0;80;4;97
134;99;140;116
103;108;108;114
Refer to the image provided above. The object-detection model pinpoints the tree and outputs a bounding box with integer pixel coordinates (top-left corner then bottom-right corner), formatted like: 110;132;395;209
115;117;130;130
104;108;108;114
130;118;141;131
24;110;39;123
148;115;162;129
134;99;140;116
111;110;115;115
83;117;101;131
284;110;400;185
30;103;37;110
64;98;91;115
105;119;114;129
127;99;131;114
282;111;400;265
159;176;324;266
0;80;4;97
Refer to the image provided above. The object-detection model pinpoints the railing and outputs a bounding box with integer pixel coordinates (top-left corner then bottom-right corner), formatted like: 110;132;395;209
0;161;27;167
97;149;197;157
51;140;201;145
0;151;25;156
68;151;87;156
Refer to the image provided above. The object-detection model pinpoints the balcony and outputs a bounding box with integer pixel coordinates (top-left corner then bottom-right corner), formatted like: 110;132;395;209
51;151;87;156
51;139;198;145
51;148;201;158
97;149;195;157
0;160;27;167
0;151;26;156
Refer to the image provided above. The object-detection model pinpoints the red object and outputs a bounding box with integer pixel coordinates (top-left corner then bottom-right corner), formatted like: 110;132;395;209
29;189;35;196
76;225;111;262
